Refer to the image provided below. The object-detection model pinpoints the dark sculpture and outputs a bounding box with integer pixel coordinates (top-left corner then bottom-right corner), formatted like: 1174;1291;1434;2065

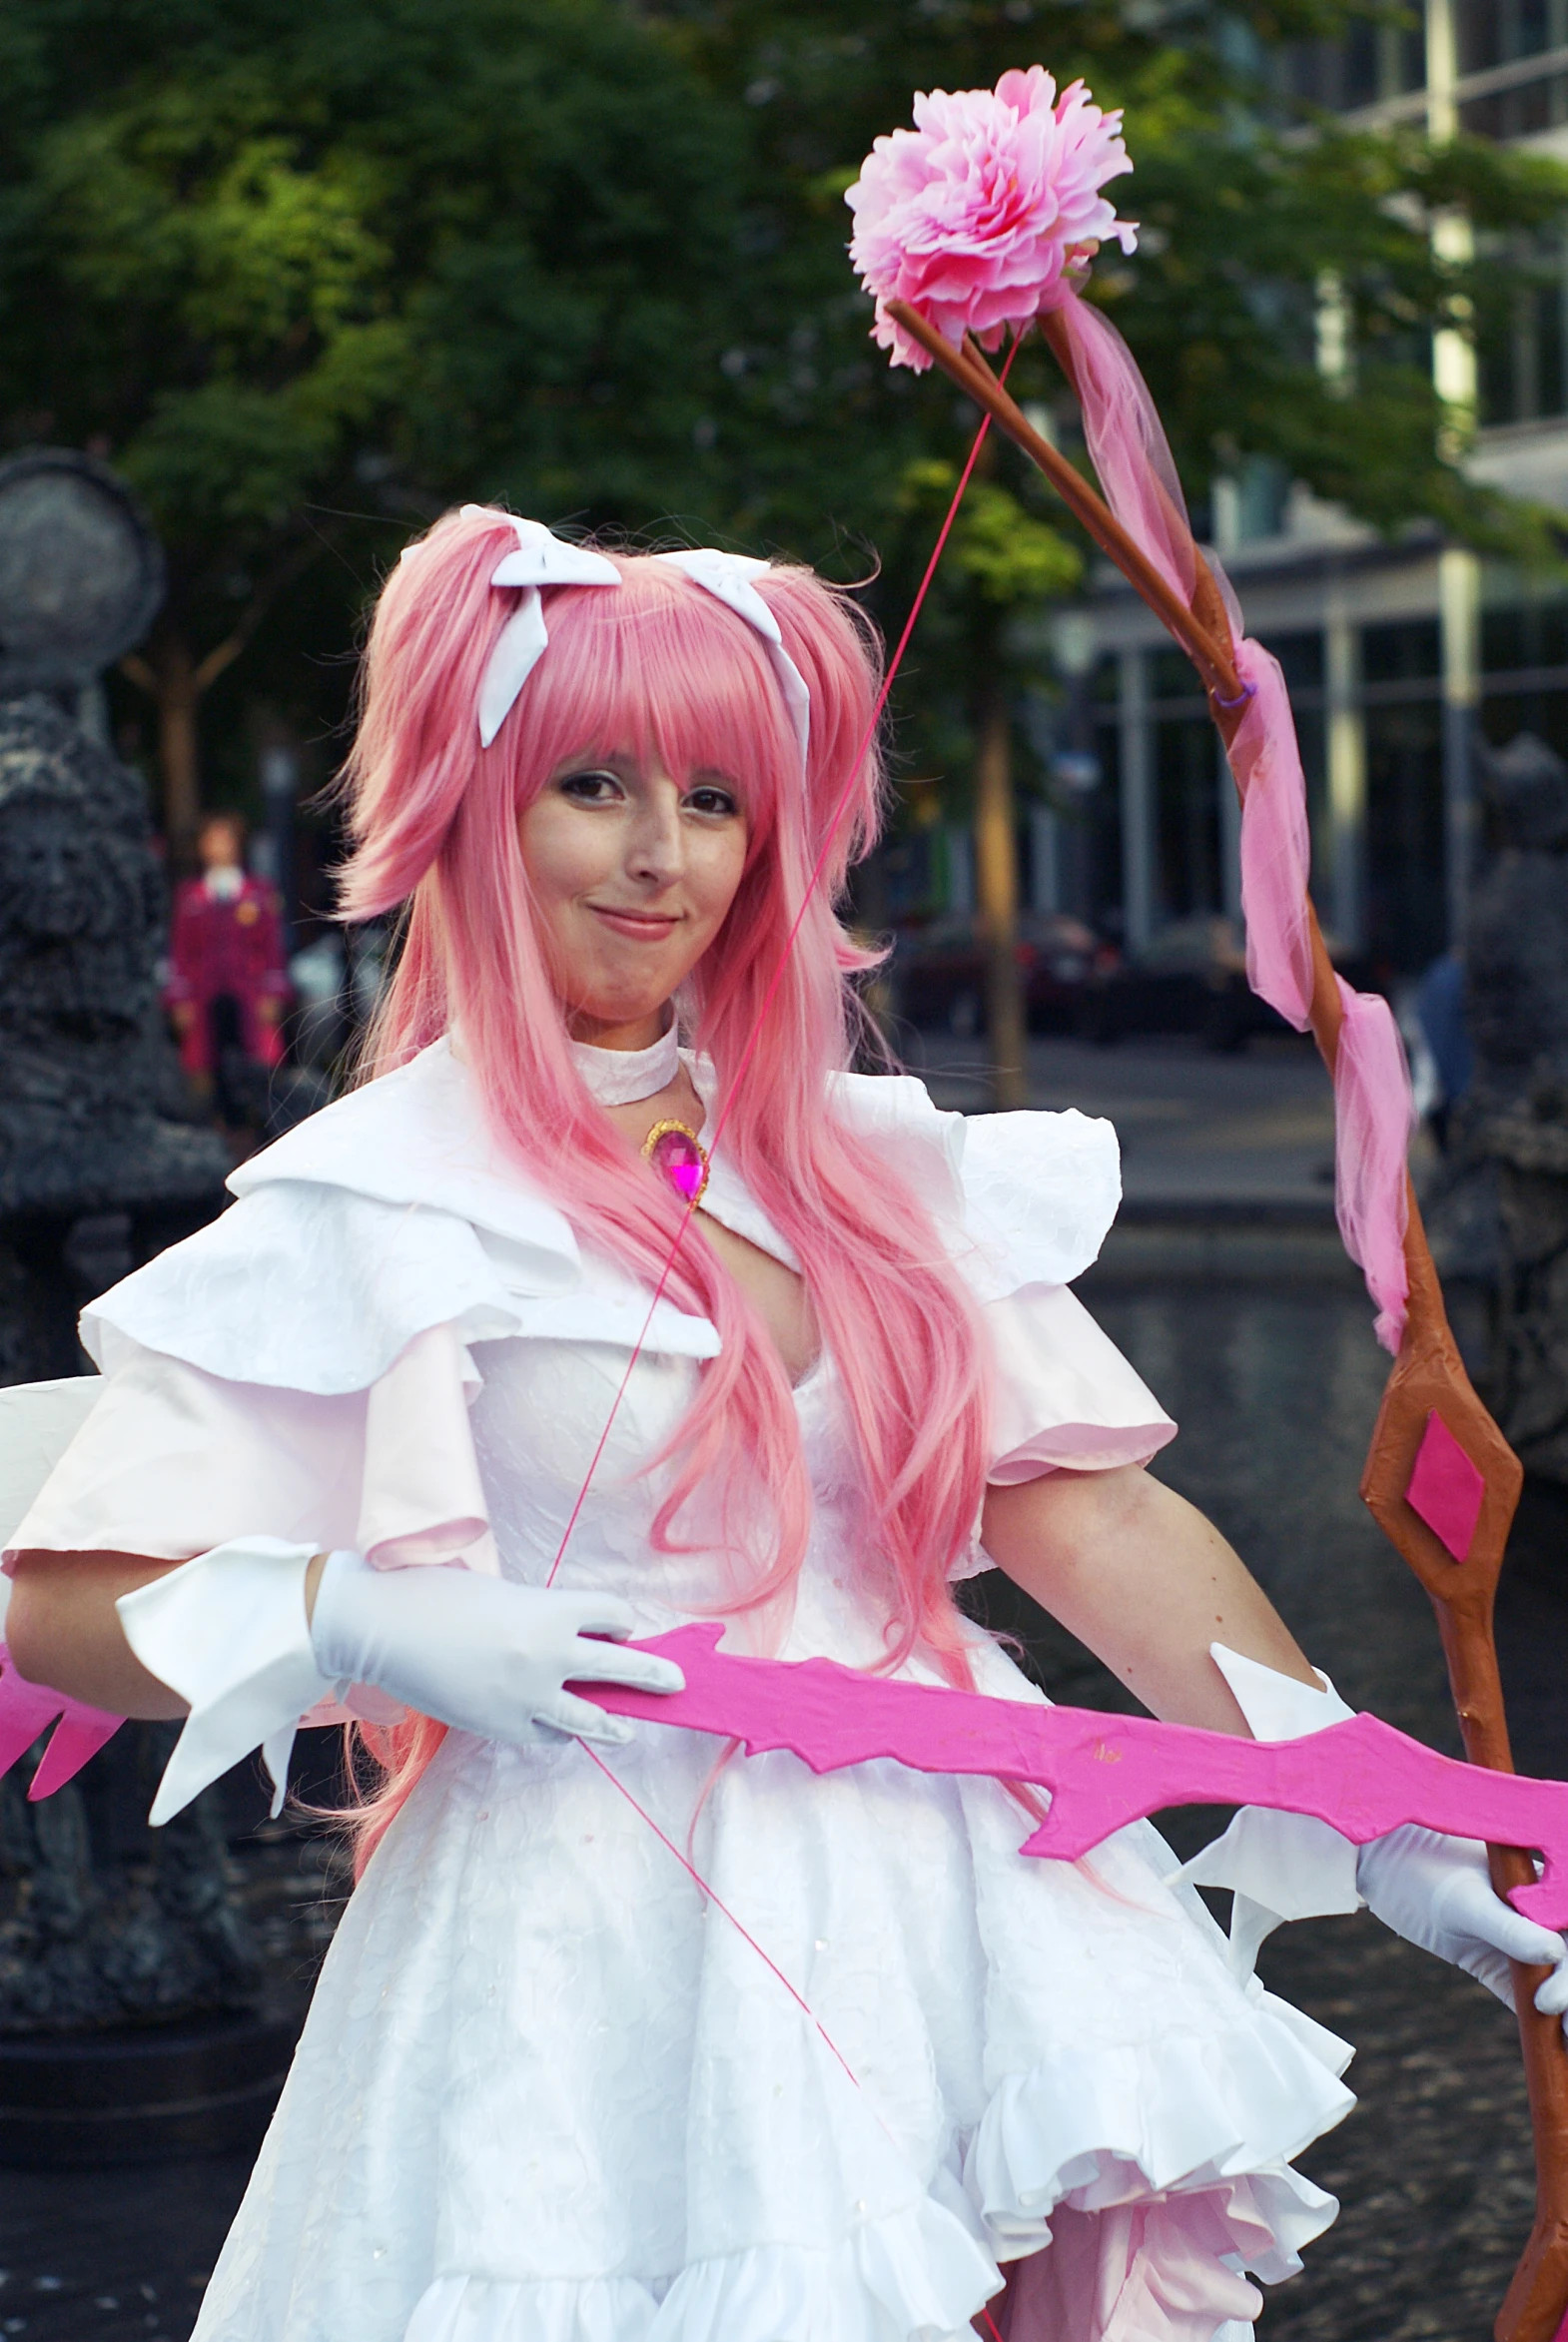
1442;733;1568;1483
0;694;230;1378
0;451;260;2050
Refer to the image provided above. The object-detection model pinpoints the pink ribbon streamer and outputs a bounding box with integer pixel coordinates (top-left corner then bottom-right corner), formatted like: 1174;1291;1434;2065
1331;980;1414;1352
1230;641;1314;1030
1049;291;1414;1350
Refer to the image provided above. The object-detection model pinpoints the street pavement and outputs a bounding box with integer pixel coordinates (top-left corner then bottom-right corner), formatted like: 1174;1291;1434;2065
900;1027;1341;1218
2;1034;1564;2342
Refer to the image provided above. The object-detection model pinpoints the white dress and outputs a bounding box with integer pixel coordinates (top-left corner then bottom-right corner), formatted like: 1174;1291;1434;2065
12;1043;1355;2342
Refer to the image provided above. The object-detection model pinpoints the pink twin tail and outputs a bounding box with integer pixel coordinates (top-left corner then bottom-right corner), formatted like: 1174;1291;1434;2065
537;346;1018;2120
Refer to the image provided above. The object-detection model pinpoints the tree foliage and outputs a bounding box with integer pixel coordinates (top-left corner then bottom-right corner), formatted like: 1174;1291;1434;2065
1;0;1566;832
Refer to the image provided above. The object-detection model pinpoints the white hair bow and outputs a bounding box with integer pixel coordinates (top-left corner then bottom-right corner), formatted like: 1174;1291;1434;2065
434;509;813;759
464;509;623;749
654;549;811;766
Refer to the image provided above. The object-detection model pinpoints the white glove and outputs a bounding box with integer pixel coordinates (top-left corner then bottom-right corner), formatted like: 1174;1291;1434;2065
1357;1826;1568;2030
309;1547;682;1750
118;1537;682;1829
1176;1644;1568;2032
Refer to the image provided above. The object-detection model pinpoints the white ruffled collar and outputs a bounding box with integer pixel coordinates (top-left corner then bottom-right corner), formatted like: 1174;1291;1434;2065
96;1041;1123;1399
225;1033;1118;1302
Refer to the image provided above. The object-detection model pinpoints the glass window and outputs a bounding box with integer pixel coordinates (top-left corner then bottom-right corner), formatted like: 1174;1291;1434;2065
1479;228;1568;424
1361;619;1442;686
1462;73;1568;138
1274;26;1426;111
1154;717;1221;923
1482;689;1568;769
1259;631;1325;694
1458;0;1553;72
1482;598;1568;673
1089;717;1126;942
1365;702;1446;972
1343;23;1379;107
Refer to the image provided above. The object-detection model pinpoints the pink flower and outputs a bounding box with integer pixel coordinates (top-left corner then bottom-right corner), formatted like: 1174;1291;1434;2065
846;67;1138;369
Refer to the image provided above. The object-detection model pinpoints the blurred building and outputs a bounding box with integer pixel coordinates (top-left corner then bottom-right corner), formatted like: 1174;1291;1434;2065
1047;0;1568;977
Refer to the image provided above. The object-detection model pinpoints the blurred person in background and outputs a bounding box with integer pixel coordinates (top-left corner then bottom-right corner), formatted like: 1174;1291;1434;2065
165;811;291;1133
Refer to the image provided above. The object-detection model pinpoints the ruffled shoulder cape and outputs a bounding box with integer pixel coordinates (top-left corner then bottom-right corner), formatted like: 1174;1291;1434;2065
11;1042;1173;1572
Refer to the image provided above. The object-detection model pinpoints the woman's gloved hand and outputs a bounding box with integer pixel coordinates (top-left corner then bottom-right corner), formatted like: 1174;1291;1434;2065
118;1535;682;1829
309;1548;681;1750
1176;1642;1568;2032
1356;1824;1568;2029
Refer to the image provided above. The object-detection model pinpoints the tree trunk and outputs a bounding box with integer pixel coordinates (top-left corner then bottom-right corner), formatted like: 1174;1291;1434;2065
150;629;202;865
974;671;1028;1110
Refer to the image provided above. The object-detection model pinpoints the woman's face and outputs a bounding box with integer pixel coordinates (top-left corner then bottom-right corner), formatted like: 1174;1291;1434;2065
518;749;749;1044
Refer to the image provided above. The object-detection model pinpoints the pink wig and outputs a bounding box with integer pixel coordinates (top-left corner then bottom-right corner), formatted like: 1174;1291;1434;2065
337;509;992;1869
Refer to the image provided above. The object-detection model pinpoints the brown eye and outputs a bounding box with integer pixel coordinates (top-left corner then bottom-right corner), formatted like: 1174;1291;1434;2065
559;769;623;802
686;785;740;818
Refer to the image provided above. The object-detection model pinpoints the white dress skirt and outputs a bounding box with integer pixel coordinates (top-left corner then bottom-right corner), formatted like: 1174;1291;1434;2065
10;1042;1356;2342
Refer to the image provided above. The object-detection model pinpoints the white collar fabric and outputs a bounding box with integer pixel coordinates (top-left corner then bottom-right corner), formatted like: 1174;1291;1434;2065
567;1020;681;1106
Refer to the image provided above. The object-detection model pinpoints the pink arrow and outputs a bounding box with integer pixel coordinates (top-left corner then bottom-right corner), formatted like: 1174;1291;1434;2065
585;1625;1568;1932
0;1647;123;1800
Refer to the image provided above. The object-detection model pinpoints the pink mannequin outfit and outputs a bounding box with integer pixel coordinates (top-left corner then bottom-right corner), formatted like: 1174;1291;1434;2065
10;1037;1356;2342
165;865;290;1077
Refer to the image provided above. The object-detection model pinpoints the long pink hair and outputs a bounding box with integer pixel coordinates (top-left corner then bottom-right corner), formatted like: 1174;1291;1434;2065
337;509;992;1869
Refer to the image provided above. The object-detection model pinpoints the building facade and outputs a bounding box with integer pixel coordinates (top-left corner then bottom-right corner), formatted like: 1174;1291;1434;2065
1039;0;1568;982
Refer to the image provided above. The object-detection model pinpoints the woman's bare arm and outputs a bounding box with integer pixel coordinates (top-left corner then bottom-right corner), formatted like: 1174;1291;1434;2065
979;1463;1321;1737
7;1550;192;1715
7;1549;334;1717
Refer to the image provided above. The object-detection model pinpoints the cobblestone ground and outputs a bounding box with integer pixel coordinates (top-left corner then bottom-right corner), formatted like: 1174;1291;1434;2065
1;1272;1563;2342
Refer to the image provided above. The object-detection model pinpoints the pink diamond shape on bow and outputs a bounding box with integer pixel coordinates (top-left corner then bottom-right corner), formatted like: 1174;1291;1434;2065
1405;1410;1485;1561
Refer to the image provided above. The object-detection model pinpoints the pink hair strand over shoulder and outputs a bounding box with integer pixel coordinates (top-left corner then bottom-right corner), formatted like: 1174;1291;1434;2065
336;509;992;1866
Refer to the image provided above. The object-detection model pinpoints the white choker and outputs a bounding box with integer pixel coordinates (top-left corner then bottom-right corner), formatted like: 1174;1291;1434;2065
568;1022;681;1106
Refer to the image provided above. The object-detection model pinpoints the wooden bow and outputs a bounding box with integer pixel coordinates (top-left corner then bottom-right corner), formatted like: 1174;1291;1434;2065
885;295;1568;2342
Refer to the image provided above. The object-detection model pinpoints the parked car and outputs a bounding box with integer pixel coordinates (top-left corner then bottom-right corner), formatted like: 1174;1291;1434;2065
1073;914;1285;1050
892;912;1116;1035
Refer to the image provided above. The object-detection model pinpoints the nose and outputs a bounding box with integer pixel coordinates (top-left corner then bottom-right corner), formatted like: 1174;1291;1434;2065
625;779;684;889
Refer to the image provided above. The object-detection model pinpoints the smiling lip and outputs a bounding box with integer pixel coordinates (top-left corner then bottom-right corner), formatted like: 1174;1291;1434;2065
589;905;681;941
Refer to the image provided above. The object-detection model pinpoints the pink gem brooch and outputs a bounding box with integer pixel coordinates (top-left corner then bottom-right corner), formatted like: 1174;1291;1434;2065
641;1119;710;1206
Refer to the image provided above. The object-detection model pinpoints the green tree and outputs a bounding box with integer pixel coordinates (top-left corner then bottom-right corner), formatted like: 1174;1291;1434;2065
5;0;1566;876
0;0;755;846
888;458;1084;1101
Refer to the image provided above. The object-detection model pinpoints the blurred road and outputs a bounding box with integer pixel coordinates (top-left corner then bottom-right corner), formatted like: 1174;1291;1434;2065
900;1028;1339;1218
1;1037;1564;2342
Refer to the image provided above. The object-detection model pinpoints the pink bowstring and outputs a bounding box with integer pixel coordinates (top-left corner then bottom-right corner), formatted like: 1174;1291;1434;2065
1051;292;1415;1348
535;372;1013;2097
543;349;1016;1596
577;1742;863;2092
0;1646;123;1800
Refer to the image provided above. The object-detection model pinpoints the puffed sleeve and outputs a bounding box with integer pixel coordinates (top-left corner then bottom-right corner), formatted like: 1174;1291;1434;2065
3;1178;538;1575
832;1073;1176;1489
6;1319;495;1576
8;1156;720;1578
833;1073;1179;1489
955;1110;1176;1484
